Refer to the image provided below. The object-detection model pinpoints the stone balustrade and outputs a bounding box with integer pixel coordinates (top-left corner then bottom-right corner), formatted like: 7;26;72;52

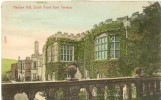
2;77;161;100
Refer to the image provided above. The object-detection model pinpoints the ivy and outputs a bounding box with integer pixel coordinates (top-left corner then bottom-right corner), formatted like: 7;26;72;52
45;2;161;80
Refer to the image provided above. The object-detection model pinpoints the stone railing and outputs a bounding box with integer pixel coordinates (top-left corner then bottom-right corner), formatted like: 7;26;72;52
2;65;161;100
2;77;161;100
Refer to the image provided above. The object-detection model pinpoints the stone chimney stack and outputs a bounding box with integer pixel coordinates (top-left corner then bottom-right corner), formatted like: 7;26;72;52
18;56;20;61
34;41;39;55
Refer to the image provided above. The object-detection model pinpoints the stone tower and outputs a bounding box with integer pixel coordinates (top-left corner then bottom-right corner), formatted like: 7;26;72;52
34;41;39;55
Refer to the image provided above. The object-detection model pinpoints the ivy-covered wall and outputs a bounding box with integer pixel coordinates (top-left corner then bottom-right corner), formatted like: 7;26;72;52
77;21;126;78
45;2;161;80
45;36;79;80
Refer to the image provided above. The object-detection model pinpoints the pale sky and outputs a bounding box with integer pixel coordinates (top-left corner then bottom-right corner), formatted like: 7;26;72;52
2;1;151;60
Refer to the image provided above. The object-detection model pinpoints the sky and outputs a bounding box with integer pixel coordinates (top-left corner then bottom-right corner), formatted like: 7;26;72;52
1;1;151;60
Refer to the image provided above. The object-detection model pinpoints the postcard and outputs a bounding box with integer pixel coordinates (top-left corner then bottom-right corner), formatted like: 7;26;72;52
1;1;161;100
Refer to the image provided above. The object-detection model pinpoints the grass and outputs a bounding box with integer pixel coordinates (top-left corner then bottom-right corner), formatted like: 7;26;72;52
1;58;17;75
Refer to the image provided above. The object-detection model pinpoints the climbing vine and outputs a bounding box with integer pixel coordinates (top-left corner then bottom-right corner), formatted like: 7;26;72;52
45;2;161;80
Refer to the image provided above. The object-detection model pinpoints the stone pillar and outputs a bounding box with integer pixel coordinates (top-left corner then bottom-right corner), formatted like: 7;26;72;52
134;67;143;100
123;83;132;100
66;63;80;100
135;79;143;100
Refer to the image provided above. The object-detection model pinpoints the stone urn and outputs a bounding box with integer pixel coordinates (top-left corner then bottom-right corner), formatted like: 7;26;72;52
67;64;78;81
134;67;142;78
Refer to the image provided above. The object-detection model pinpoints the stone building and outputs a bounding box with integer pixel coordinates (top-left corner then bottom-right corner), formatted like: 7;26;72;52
11;63;18;81
44;14;133;80
31;41;43;81
44;4;161;80
17;57;32;81
17;41;44;81
45;32;84;81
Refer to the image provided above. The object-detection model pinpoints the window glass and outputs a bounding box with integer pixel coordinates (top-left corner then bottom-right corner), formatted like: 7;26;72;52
95;33;108;60
115;50;120;58
110;51;114;58
115;42;120;50
60;44;74;62
115;36;120;41
110;35;120;58
110;36;114;41
110;43;114;50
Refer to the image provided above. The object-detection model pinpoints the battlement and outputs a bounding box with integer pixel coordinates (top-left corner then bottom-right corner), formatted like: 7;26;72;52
117;16;128;22
131;11;139;20
47;11;143;43
105;19;113;24
53;31;86;41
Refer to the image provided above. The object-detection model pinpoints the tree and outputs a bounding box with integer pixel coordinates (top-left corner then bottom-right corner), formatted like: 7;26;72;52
125;2;161;76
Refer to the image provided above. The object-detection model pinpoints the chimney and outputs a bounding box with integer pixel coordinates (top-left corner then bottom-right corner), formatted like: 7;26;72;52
18;56;20;61
34;41;39;55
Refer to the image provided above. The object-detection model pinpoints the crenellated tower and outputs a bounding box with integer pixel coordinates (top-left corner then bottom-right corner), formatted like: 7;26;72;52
34;41;39;55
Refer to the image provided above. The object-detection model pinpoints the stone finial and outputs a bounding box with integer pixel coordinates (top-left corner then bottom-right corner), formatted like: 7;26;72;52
67;63;78;81
134;67;142;78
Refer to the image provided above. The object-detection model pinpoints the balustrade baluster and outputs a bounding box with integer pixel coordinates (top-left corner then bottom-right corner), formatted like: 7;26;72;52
155;80;160;100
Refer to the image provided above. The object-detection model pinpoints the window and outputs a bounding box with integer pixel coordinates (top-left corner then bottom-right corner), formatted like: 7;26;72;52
52;45;57;62
32;73;37;80
95;33;108;60
95;33;120;60
22;62;24;69
47;46;52;62
110;35;120;58
60;44;74;62
33;62;37;69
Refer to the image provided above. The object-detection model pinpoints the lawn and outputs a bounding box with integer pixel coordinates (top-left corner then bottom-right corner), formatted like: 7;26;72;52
2;58;17;75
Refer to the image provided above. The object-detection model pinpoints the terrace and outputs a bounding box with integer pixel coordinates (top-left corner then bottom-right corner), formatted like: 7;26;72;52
2;67;161;100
